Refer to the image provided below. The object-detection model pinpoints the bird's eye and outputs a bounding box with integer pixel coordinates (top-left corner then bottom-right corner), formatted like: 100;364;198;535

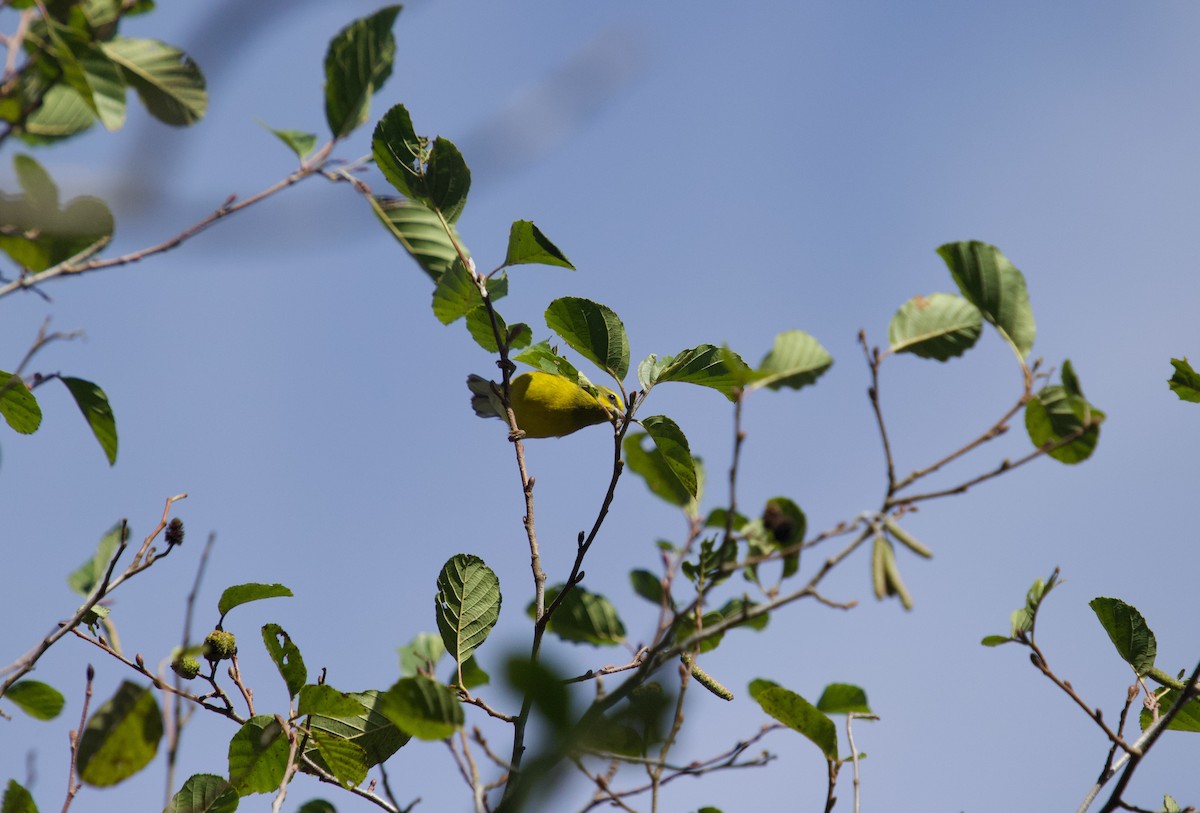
607;393;618;405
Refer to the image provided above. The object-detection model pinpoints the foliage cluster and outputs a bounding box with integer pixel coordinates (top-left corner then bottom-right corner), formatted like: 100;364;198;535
2;5;1199;813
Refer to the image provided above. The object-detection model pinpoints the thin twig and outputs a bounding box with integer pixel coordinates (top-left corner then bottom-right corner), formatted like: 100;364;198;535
0;143;342;300
59;665;93;813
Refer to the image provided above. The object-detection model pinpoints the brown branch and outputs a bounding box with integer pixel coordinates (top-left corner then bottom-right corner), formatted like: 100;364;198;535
1025;640;1127;750
860;331;896;492
60;664;93;813
0;142;341;300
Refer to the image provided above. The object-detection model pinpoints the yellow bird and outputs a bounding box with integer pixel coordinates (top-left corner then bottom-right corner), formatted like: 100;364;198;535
467;371;624;438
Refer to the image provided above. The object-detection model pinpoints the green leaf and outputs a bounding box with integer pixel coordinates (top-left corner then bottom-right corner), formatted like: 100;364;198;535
888;292;983;360
761;497;805;578
261;624;306;699
24;84;95;140
372;104;425;201
435;554;502;665
980;635;1012;647
752;684;837;760
368;196;465;282
101;38;206;126
310;730;368;789
431;260;506;325
1089;597;1157;676
299;685;364;719
647;345;752;400
217;583;293;620
78;681;163;786
465;307;530;354
295;801;335;813
816;684;871;715
67;523;125;596
450;656;490;690
629;569;665;605
0;371;42;434
323;6;400;138
936;241;1036;359
2;780;38;813
504;221;575;269
544;297;630;380
37;18;122;129
227;716;288;796
5;680;65;720
304;690;409;769
1025;382;1104;464
398;632;445;677
1168;358;1200;403
747;330;833;392
640;415;697;499
164;774;238;813
262;124;317;160
0;155;114;272
1140;690;1200;733
424;137;470;223
1007;570;1061;638
379;677;463;741
536;584;626;646
60;377;117;465
623;431;691;507
513;341;584;384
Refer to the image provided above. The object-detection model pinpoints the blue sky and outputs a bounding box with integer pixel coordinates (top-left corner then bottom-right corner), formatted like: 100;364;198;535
4;2;1200;811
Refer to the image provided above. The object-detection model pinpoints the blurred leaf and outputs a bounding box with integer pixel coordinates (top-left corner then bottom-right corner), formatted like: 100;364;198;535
544;297;630;380
576;714;644;757
504;220;574;269
1168;358;1200;403
61;377;117;464
2;780;38;813
379;677;463;741
1139;690;1200;733
536;584;626;646
310;730;368;788
888;292;982;360
323;6;400;138
164;774;237;813
217;583;293;620
38;18;123;130
0;371;42;434
0;154;113;272
263;124;317;160
304;690;409;769
102;38;206;126
1089;597;1157;676
1025;382;1104;464
747;330;832;392
67;522;125;596
295;801;336;813
24;84;95;139
980;635;1012;647
261;623;306;699
227;716;287;796
398;633;445;678
629;569;665;606
936;241;1036;359
435;554;502;665
368;196;465;282
752;684;837;760
715;597;768;632
78;681;162;786
6;680;65;720
816;683;871;715
647;345;751;400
